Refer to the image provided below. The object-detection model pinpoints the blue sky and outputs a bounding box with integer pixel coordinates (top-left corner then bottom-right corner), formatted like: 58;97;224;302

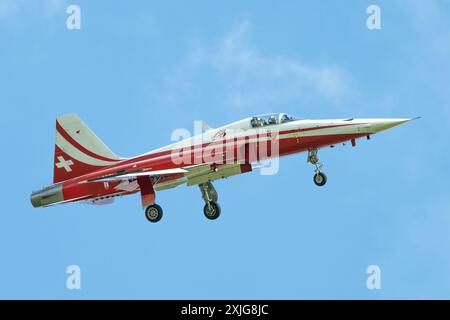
1;0;449;299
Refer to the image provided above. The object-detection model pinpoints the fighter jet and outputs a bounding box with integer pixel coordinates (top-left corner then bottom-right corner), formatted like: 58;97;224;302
31;113;416;222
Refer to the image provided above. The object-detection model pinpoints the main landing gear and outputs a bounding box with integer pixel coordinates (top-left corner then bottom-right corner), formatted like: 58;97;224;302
145;204;163;223
140;177;222;223
308;149;327;187
137;176;165;223
199;182;221;220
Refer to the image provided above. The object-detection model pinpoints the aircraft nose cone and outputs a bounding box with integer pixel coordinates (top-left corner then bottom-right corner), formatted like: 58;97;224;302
371;118;417;133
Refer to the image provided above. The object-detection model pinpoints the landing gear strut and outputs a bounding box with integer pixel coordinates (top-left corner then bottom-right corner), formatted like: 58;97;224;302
199;182;221;220
308;149;327;187
138;176;164;223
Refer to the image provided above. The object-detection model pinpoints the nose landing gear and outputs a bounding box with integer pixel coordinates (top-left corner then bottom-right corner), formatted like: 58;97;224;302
203;201;221;220
199;182;221;220
308;149;327;187
313;172;327;187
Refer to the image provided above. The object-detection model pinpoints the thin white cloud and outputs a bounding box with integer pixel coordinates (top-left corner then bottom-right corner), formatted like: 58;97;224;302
42;0;67;15
178;20;352;110
0;0;67;20
393;0;450;122
0;0;17;19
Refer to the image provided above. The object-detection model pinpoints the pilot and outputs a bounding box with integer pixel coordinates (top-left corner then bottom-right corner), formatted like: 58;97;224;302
280;114;289;123
268;115;277;125
257;118;265;126
251;117;264;127
250;117;259;127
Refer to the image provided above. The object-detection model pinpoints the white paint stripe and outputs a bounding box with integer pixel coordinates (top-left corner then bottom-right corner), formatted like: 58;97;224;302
129;131;323;164
56;131;119;167
58;114;121;160
72;125;357;168
298;125;361;137
146;125;360;160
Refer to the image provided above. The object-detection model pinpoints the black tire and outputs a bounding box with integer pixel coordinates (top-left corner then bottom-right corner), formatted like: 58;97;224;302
145;204;163;223
203;201;221;220
313;172;327;187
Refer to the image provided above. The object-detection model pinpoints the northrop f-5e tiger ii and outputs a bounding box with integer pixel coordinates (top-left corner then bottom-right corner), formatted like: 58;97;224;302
31;113;416;222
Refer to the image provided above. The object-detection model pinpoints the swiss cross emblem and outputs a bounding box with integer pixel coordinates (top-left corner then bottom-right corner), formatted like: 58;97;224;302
56;156;74;172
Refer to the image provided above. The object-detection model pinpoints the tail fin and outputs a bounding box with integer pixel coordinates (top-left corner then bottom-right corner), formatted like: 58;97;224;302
53;114;124;183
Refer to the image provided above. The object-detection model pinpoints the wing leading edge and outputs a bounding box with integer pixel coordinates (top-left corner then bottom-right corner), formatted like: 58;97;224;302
87;168;188;182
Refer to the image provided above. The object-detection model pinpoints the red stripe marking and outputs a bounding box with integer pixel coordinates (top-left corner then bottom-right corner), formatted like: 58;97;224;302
56;120;120;163
53;145;104;183
61;132;367;202
118;123;363;165
61;123;366;185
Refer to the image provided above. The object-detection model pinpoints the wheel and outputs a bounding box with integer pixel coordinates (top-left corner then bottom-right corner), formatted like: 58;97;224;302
313;172;327;187
203;201;221;220
145;204;163;223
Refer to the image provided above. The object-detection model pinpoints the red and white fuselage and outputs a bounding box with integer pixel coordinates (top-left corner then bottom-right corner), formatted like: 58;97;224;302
31;113;415;216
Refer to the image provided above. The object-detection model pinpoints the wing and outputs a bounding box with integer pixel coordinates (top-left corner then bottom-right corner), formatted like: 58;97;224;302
183;163;252;186
87;168;188;182
88;162;252;185
84;163;252;209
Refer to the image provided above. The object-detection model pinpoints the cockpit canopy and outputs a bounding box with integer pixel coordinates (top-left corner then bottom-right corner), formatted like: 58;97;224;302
250;113;297;128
